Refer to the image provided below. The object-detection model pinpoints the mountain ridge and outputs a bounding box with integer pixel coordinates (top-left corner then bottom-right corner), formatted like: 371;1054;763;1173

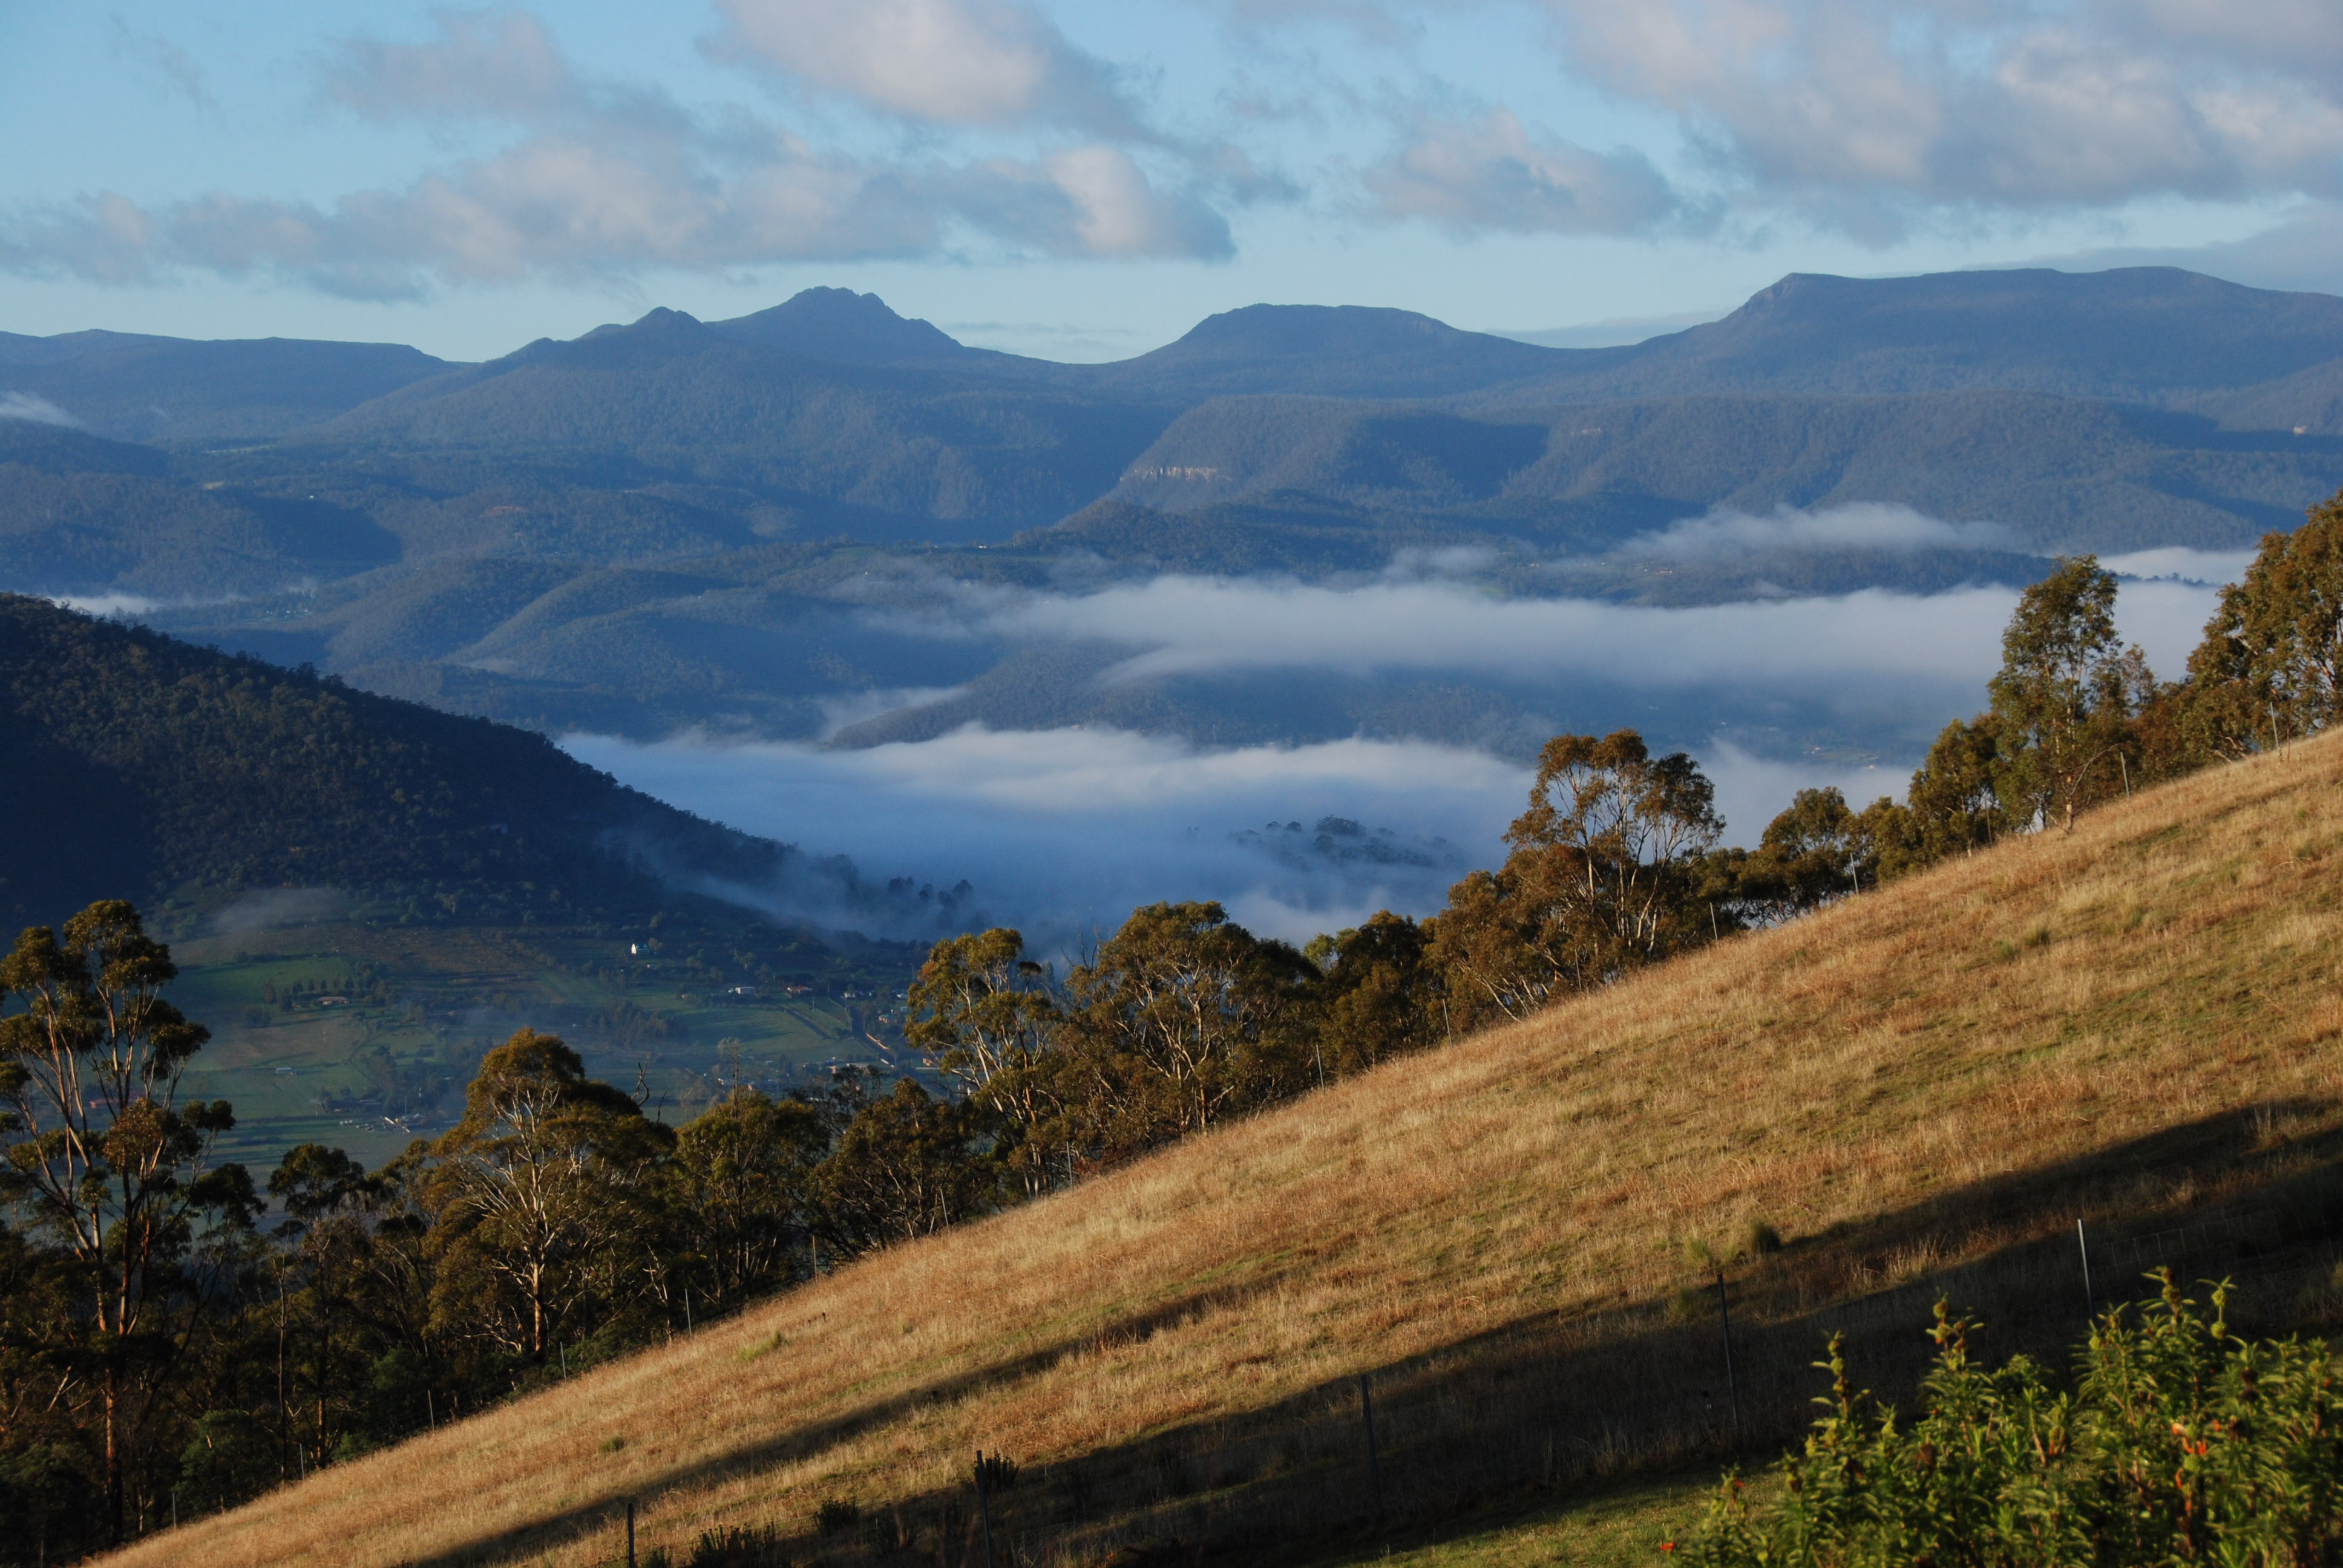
0;593;794;930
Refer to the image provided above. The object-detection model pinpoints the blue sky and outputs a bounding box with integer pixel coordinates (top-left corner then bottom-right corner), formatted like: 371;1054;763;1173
3;0;2338;362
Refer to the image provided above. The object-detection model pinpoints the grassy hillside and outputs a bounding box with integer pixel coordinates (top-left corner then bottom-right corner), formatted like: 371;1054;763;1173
110;731;2343;1568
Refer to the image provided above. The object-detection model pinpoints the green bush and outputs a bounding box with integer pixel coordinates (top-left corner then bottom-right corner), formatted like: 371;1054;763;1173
1683;1272;2343;1566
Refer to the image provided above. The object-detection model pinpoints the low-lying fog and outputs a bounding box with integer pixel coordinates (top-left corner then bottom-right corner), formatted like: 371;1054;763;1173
568;542;2240;952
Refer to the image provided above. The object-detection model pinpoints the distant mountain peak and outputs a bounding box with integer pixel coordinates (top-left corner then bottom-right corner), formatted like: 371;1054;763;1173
707;288;972;365
1173;303;1486;353
1098;302;1563;399
1612;264;2343;397
581;307;706;341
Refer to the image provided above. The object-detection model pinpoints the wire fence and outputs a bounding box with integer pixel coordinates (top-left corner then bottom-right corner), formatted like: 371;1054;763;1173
591;1187;2343;1568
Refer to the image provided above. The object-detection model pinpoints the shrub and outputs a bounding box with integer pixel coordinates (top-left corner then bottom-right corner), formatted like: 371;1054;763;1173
1682;1273;2343;1567
686;1523;788;1566
814;1498;859;1534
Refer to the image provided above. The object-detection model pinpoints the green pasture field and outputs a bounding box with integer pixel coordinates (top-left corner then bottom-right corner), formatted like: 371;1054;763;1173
163;916;923;1177
1311;1465;1749;1568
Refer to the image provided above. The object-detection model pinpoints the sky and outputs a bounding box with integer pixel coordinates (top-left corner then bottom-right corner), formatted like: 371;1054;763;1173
4;0;2341;362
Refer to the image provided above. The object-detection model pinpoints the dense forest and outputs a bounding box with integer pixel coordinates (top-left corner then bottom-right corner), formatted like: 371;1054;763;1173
5;489;2341;1561
0;593;900;935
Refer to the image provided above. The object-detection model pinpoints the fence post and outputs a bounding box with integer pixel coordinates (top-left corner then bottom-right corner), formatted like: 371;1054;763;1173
626;1499;637;1568
2077;1218;2096;1319
1714;1266;1742;1437
1358;1373;1385;1525
974;1451;997;1568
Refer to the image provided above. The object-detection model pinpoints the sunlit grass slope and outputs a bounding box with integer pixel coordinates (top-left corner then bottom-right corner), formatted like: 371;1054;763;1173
121;735;2343;1568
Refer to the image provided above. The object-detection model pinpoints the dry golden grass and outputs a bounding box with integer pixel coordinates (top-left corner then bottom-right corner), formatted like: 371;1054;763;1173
116;736;2343;1568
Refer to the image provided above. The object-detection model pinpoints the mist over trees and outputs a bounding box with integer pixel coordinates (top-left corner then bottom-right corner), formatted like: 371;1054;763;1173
5;488;2342;1559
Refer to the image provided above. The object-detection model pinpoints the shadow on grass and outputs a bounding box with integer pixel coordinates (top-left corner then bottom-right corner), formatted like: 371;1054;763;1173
405;1101;2343;1567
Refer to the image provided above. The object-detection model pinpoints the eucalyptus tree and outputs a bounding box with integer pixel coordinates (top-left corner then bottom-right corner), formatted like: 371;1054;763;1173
0;900;251;1545
1430;731;1723;1027
2184;488;2343;755
670;1088;827;1306
1988;556;2152;832
904;928;1066;1193
424;1030;670;1365
1062;902;1318;1156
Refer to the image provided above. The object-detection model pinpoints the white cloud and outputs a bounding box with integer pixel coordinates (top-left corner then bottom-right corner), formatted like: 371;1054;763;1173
0;8;1233;297
569;722;1939;949
572;562;2236;946
2100;546;2256;586
208;887;349;937
321;8;588;126
958;145;1234;259
968;561;2220;713
567;725;1526;947
992;575;2020;688
1363;108;1688;235
0;391;85;428
707;0;1142;136
1536;0;2343;237
1701;739;1907;828
1615;501;2022;560
47;592;159;616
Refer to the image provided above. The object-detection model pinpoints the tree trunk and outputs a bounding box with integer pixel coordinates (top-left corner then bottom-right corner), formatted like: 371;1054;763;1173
103;1364;123;1547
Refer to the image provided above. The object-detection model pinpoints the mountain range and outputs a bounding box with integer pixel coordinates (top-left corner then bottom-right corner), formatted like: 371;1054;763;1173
6;265;2343;759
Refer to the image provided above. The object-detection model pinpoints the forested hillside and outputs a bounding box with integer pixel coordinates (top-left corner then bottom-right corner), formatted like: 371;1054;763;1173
0;594;788;929
0;329;454;442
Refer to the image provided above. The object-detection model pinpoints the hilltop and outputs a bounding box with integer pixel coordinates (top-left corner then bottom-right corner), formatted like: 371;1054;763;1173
0;593;818;930
113;730;2343;1568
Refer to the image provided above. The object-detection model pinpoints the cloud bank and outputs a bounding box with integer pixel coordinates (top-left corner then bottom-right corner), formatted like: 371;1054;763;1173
707;0;1145;136
0;7;1233;298
569;727;1526;949
13;0;2341;292
1614;502;2021;560
1363;109;1693;236
575;555;2235;950
994;579;2017;690
569;722;1922;952
1538;0;2343;240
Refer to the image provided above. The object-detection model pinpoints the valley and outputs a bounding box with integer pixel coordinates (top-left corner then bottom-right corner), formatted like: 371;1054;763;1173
162;918;908;1175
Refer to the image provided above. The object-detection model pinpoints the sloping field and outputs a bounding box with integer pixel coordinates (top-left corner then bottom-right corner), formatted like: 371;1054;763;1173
120;736;2343;1568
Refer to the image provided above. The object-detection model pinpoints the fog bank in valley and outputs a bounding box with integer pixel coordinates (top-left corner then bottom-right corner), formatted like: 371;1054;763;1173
572;554;2231;950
